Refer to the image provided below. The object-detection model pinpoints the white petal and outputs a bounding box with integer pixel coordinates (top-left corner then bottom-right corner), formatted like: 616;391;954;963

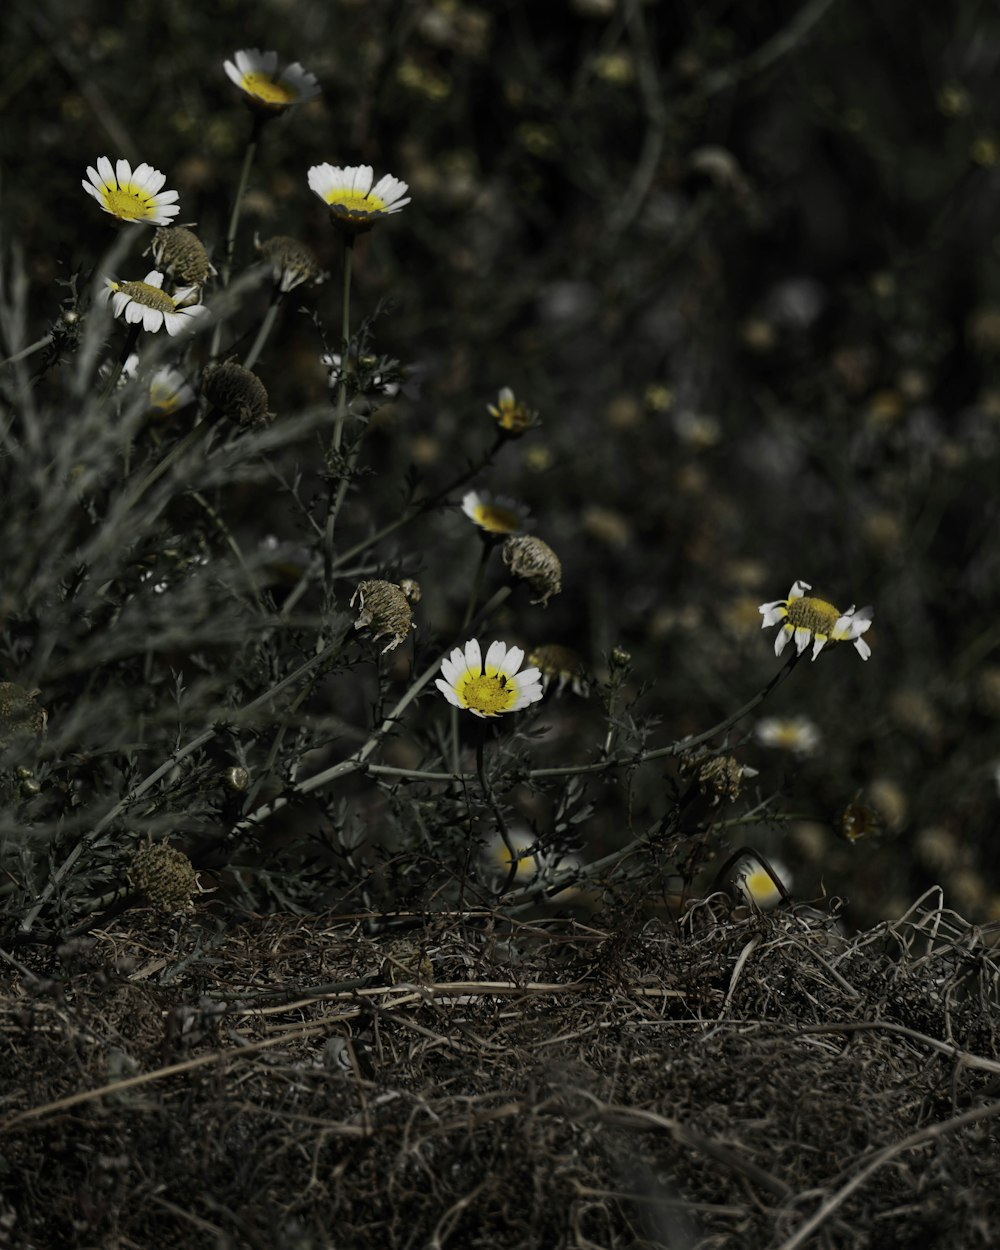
142;306;164;332
774;628;790;657
503;645;525;674
82;181;103;203
143;270;165;288
224;60;240;85
788;580;810;600
115;158;133;187
463;638;482;673
854;637;872;660
96;156;114;186
810;636;826;661
435;679;463;708
759;603;787;628
484;640;509;672
793;627;811;656
124;301;144;324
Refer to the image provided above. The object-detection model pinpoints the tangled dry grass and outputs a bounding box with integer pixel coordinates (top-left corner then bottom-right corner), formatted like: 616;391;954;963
2;889;999;1249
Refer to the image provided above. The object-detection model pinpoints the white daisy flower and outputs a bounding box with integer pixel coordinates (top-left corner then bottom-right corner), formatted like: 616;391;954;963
436;639;543;718
733;854;791;911
82;157;180;226
488;387;539;438
224;49;320;112
753;716;822;756
307;164;411;231
759;580;873;661
104;270;208;336
149;367;196;414
461;489;531;536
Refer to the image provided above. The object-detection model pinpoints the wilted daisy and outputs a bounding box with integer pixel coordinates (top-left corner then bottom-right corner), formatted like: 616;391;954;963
307;164;411;232
502;534;562;605
754;716;821;756
104;270;207;336
759;580;873;661
224;49;320;113
489;387;539;438
436;639;543;718
350;579;418;653
255;234;325;292
462;489;531;536
528;644;590;696
83;157;180;226
149;225;216;286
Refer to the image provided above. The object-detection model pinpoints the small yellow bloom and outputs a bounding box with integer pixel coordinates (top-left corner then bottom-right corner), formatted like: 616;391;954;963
436;639;543;718
224;49;320;113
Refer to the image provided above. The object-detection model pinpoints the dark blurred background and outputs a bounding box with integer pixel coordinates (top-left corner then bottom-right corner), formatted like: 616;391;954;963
4;0;1000;927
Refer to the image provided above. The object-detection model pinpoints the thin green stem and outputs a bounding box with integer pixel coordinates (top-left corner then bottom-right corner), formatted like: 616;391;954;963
242;291;281;371
333;235;354;453
211;117;263;360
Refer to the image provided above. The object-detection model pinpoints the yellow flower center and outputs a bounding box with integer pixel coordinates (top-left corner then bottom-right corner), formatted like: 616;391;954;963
785;595;840;638
118;281;176;312
456;670;520;716
241;72;297;104
473;504;522;534
102;184;159;222
325;189;389;216
149;379;181;413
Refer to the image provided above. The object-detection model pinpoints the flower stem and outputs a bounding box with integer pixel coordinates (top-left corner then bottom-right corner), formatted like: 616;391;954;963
99;323;140;405
333;235;355;454
211;115;263;360
243;289;281;371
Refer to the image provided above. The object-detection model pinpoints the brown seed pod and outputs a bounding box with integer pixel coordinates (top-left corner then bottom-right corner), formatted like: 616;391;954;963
149;226;216;286
502;535;562;605
201;362;271;428
350;580;416;653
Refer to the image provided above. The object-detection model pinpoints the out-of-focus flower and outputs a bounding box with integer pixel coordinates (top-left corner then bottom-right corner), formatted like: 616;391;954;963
321;353;400;398
488;387;539;438
461;490;530;536
732;854;791;911
0;683;47;747
224;49;320;113
104;270;207;336
759;580;873;661
528;644;590;697
255;234;325;292
149;367;196;415
350;579;419;653
483;829;539;884
83;158;180;226
149;226;216;286
436;639;543;718
201;361;270;427
502;534;561;605
754;716;821;757
307;164;410;232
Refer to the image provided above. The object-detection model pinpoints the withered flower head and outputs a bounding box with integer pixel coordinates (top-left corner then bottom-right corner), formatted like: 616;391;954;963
128;840;200;914
0;683;48;748
255;234;325;292
350;580;416;653
201;361;271;428
502;534;562;605
682;754;758;806
527;644;589;696
488;387;539;438
149;226;216;286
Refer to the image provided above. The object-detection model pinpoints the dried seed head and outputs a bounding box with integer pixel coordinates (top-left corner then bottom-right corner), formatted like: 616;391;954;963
255;234;324;292
149;226;216;286
0;683;47;748
682;754;758;806
398;577;422;604
128;841;200;914
201;362;271;428
528;644;589;696
501;535;562;605
350;580;416;653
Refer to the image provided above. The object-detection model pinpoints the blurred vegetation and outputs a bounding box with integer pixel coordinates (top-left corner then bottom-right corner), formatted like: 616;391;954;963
2;0;1000;941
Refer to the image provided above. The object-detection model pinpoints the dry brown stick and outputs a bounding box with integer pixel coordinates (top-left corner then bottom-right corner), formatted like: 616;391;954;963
773;1099;1000;1250
795;1020;1000;1077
